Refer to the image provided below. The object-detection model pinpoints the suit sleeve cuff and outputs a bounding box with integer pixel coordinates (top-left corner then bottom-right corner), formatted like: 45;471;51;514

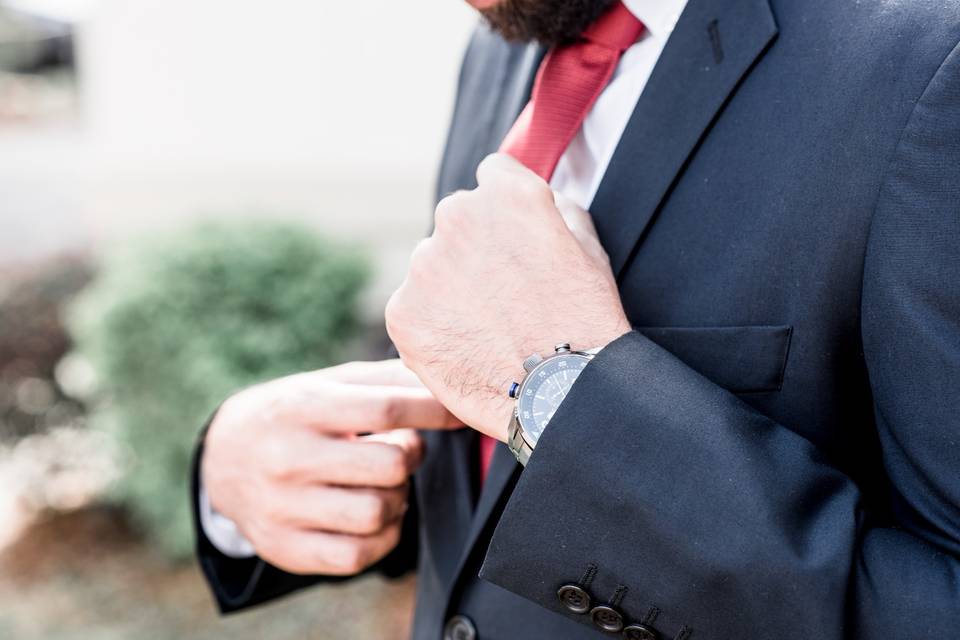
478;330;708;636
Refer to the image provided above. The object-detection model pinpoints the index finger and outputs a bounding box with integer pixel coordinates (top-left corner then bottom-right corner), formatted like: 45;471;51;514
279;382;463;434
318;359;423;388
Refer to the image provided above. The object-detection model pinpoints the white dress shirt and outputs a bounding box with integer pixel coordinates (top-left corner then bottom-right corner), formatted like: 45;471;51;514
200;0;690;558
551;0;689;207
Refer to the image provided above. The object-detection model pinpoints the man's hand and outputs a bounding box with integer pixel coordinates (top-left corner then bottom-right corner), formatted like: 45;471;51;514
385;153;631;443
202;359;461;576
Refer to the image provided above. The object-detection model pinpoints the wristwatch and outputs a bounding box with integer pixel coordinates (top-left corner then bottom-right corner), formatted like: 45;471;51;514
506;343;601;466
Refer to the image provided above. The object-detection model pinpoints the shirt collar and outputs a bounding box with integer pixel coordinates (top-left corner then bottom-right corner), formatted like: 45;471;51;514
621;0;689;39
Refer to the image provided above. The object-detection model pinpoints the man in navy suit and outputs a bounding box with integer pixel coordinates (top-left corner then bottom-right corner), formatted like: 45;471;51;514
194;0;960;637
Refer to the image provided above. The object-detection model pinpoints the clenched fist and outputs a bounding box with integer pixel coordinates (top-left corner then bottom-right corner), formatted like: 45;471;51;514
386;153;631;442
202;359;461;575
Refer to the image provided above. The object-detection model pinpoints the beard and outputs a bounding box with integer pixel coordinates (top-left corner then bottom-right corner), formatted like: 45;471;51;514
479;0;616;46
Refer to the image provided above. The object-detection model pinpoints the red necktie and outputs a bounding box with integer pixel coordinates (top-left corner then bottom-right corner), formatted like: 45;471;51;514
479;1;645;483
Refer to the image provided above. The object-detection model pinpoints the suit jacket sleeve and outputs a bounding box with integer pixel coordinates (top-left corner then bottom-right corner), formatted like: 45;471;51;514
478;45;960;639
190;419;419;614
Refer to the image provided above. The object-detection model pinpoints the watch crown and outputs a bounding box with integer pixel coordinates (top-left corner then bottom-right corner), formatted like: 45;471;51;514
555;342;571;353
522;353;543;373
508;382;520;398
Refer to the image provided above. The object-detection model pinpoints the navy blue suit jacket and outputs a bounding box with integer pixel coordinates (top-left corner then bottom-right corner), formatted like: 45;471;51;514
194;0;960;637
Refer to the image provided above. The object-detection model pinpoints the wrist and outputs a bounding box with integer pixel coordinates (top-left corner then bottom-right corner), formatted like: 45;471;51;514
471;318;633;442
506;316;631;377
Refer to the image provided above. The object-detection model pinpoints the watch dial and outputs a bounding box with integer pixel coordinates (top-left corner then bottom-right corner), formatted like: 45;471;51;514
517;354;591;445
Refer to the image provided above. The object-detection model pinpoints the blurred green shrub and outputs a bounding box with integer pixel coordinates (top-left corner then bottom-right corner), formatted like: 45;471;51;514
67;220;370;560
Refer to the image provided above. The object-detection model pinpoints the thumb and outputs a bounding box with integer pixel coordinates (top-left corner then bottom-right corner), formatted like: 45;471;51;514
360;428;426;474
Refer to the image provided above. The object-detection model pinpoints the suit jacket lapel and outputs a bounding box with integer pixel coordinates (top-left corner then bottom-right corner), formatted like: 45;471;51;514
423;434;521;614
416;428;477;591
592;0;779;276
440;0;779;596
450;442;521;586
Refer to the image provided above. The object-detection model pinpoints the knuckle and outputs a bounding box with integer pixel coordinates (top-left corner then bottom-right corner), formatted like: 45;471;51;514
384;289;405;336
381;447;409;486
209;399;239;440
434;191;466;225
408;435;426;469
207;393;257;450
261;440;293;481
384;520;403;548
329;540;366;575
257;390;286;424
514;177;549;202
355;493;388;534
407;238;437;278
262;501;288;525
272;547;311;575
263;458;288;482
386;293;429;353
250;521;281;558
374;395;400;430
476;153;502;180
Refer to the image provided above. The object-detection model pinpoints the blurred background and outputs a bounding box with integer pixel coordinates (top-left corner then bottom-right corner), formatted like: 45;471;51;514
0;0;477;637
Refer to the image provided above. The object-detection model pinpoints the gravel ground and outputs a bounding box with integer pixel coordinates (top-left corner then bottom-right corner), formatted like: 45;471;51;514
0;508;415;640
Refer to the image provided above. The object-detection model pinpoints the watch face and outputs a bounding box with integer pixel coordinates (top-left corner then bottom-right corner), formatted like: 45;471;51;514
516;354;591;445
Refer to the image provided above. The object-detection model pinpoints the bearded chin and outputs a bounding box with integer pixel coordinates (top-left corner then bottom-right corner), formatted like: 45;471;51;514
479;0;616;46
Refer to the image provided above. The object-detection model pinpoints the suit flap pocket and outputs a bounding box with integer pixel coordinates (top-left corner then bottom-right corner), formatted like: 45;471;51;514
639;325;793;393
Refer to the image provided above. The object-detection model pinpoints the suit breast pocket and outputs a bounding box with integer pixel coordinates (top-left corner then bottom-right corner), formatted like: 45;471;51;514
638;325;793;393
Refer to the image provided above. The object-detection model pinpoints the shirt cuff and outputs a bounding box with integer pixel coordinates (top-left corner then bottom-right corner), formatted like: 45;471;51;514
198;483;256;559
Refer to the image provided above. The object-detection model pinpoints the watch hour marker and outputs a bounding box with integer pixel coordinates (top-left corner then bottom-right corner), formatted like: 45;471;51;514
517;355;589;432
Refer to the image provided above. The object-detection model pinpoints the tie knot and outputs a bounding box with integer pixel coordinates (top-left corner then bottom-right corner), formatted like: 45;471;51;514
581;1;645;52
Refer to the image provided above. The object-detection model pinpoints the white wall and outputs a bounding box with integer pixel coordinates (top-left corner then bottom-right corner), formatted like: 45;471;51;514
0;0;478;312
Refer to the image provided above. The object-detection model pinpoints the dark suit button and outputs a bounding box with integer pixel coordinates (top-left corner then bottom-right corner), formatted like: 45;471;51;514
591;604;625;633
623;623;659;640
443;615;477;640
557;584;592;614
